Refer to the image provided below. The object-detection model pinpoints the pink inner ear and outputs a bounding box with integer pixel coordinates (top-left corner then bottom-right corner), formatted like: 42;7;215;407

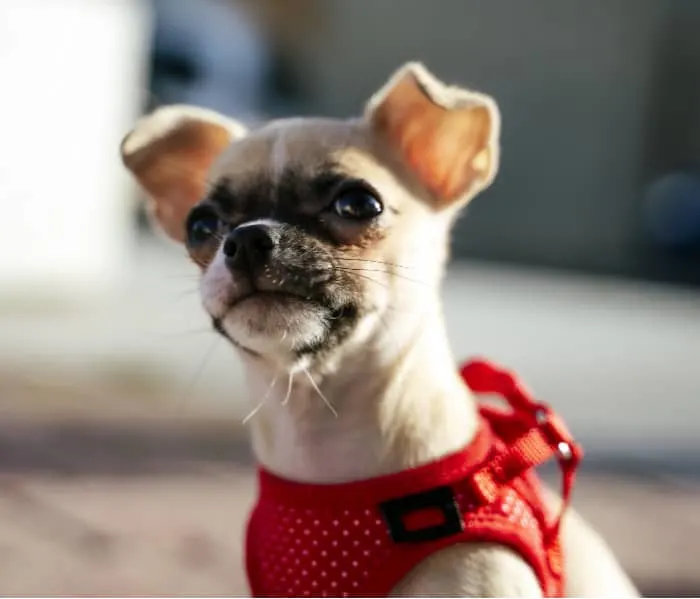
372;75;492;205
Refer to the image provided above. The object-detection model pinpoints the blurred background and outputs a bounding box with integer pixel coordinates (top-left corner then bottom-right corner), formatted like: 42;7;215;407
0;0;699;595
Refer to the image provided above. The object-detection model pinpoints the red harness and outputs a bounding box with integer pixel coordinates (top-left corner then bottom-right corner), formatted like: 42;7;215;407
245;358;582;597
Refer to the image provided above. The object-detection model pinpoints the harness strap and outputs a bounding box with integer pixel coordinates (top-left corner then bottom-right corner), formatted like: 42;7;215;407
460;358;583;545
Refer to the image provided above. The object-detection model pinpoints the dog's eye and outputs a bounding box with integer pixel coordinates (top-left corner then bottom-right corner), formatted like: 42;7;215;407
186;207;220;246
332;186;383;220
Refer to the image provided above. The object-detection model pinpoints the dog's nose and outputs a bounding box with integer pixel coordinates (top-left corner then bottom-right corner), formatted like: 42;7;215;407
224;223;276;273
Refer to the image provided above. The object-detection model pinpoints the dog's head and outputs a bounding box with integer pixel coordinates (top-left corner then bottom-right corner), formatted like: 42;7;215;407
121;63;500;371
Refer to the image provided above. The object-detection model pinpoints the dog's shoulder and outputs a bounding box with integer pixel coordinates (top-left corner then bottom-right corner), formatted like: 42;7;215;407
389;542;543;598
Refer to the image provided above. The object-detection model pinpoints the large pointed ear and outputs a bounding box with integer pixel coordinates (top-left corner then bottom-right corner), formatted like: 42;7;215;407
120;105;247;242
366;63;500;210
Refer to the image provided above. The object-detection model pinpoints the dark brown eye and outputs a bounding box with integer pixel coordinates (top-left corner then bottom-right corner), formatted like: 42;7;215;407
332;186;383;220
186;206;220;246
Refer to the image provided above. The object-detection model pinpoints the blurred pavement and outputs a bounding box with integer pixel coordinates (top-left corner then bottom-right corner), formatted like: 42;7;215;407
0;466;696;597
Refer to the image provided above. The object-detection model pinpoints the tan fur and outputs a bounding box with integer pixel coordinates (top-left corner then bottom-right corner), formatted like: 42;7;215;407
367;62;500;206
121;63;639;597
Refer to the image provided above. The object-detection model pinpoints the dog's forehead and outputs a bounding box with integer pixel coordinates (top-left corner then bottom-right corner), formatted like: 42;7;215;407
205;117;414;218
210;118;369;182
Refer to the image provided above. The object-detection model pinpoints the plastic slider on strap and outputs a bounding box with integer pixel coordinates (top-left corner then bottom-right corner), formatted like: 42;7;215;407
534;406;582;466
469;468;500;504
460;357;584;537
467;421;565;506
534;405;583;541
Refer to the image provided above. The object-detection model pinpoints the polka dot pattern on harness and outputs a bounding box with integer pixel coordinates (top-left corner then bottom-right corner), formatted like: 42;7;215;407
254;505;388;597
247;486;547;597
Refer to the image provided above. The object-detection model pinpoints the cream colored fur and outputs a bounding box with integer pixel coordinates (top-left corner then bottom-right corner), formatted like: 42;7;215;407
365;61;501;197
121;62;639;597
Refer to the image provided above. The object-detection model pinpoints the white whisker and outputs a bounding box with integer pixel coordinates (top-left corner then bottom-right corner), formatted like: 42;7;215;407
303;368;338;418
241;401;265;425
242;372;279;425
281;371;294;406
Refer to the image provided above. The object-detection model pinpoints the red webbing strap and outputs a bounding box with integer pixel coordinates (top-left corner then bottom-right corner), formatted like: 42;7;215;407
460;358;583;542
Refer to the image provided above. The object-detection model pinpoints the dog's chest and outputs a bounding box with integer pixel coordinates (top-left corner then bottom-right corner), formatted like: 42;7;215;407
245;482;556;597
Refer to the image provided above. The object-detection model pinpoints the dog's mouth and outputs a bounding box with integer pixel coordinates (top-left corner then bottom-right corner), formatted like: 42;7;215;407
229;289;310;310
226;289;352;325
201;249;365;359
211;286;359;358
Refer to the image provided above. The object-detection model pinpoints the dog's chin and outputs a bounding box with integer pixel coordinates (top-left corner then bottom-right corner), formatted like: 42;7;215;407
209;291;337;365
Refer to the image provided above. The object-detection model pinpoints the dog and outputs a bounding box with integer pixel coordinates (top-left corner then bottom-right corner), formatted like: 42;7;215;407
121;63;639;597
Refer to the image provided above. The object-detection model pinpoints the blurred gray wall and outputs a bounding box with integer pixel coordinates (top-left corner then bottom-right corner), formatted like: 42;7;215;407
290;0;700;278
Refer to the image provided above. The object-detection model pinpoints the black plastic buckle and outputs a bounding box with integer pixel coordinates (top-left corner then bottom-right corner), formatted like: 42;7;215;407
379;485;464;544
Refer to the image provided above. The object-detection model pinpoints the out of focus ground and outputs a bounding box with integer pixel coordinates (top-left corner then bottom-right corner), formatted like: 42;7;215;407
0;381;698;597
0;236;699;596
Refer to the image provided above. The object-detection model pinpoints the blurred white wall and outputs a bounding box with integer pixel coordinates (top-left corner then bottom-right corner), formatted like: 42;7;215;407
0;0;152;304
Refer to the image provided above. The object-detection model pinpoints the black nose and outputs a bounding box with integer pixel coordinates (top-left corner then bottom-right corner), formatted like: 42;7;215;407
223;223;276;272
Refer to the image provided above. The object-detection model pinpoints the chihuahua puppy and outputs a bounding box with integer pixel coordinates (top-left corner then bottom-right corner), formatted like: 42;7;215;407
121;63;638;597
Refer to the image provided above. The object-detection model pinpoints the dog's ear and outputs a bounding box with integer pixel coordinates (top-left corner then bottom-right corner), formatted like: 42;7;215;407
120;105;246;242
366;63;500;210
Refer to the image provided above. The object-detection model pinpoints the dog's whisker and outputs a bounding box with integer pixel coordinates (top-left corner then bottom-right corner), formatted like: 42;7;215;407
242;372;279;425
336;269;428;299
337;257;415;270
335;270;391;291
303;368;338;418
336;267;391;274
241;401;265;425
335;266;429;288
281;371;295;406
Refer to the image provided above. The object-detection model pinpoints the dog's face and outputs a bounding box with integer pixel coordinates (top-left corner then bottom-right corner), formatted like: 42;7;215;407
121;64;500;370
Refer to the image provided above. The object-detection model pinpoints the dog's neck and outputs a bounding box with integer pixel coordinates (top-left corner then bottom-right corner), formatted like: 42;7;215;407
242;300;478;484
